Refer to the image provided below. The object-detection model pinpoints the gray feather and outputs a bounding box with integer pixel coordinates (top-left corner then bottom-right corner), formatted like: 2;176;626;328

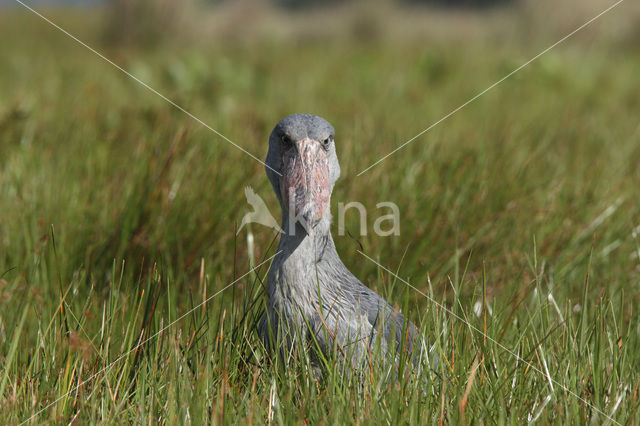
259;114;428;376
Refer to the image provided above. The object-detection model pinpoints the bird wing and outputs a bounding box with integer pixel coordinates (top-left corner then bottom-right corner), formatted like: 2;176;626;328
339;268;421;355
245;186;259;205
246;187;272;212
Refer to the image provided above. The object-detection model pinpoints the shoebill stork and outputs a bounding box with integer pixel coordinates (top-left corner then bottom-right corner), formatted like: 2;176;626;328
259;114;427;376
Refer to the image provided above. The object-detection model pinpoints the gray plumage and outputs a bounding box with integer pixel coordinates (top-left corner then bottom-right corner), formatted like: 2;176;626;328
259;114;427;376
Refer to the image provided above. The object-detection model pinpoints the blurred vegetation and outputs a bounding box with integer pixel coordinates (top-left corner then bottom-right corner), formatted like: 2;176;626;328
1;1;640;424
404;0;514;7
104;0;194;46
261;0;516;9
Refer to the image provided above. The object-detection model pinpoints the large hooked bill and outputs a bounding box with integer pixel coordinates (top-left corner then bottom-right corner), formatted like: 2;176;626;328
280;137;330;234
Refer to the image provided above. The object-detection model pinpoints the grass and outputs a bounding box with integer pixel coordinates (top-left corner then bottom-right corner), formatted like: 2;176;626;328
1;3;640;424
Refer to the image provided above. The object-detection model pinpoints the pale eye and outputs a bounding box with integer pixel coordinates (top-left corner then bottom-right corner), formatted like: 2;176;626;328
322;136;333;149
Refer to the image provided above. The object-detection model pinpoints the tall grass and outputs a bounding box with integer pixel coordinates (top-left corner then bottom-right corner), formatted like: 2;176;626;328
1;5;639;424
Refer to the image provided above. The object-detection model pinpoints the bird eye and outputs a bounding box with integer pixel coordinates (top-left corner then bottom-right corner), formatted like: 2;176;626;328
281;134;292;148
322;136;333;149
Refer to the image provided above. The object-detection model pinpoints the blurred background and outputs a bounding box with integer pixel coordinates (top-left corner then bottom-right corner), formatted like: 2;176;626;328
1;0;639;310
1;1;640;422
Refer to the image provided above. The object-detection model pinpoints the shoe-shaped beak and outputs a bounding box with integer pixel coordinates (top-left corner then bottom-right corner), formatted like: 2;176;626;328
280;137;330;232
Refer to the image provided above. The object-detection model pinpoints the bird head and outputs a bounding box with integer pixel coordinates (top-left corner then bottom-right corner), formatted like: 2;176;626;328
266;114;341;233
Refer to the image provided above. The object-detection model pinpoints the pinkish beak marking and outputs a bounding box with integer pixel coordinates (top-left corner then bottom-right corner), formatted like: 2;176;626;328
280;138;330;231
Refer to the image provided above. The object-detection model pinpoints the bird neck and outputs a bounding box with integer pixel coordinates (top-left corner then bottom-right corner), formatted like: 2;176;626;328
277;212;335;264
